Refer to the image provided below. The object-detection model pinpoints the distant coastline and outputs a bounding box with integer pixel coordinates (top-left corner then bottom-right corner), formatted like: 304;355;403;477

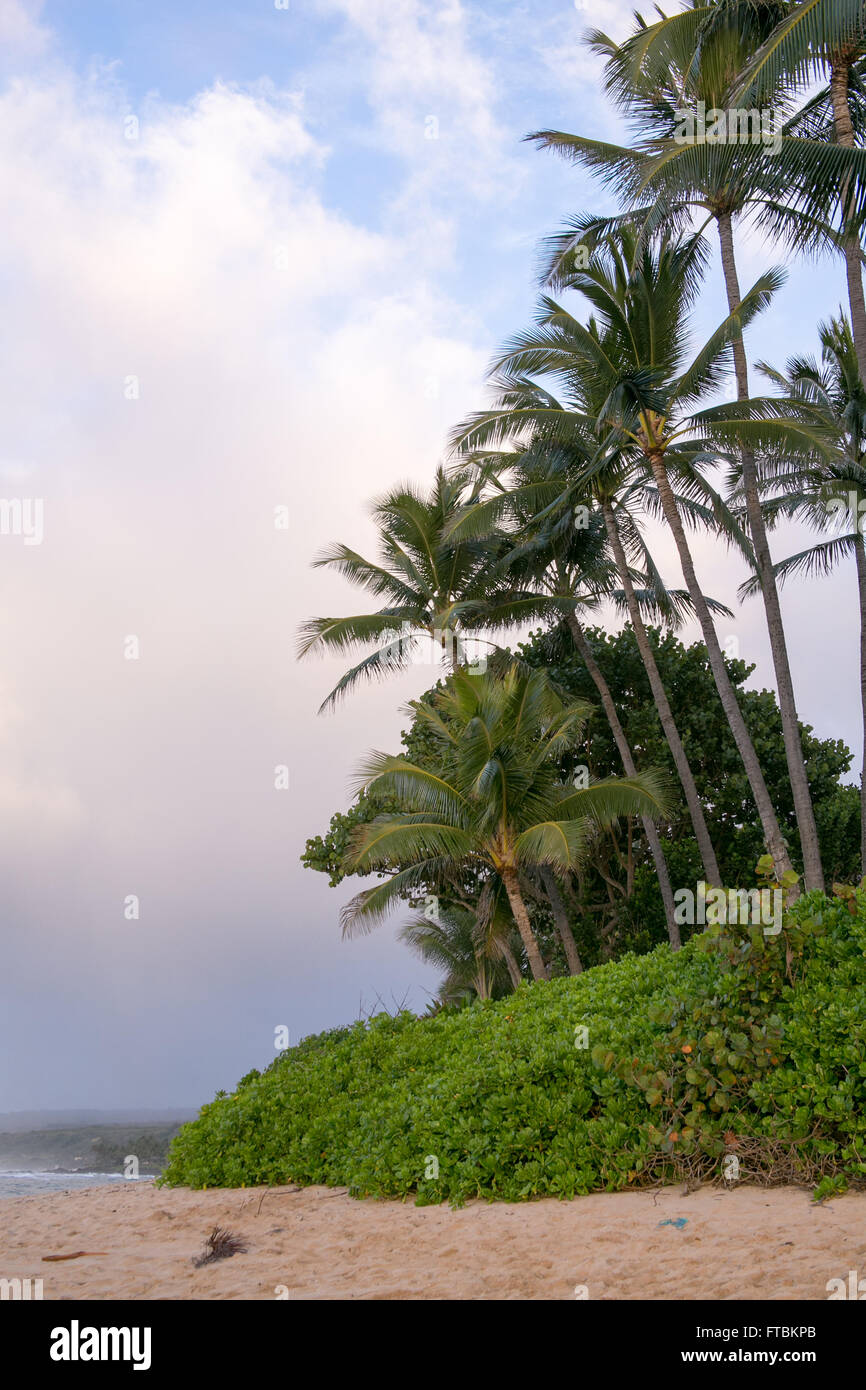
0;1108;196;1133
0;1115;195;1194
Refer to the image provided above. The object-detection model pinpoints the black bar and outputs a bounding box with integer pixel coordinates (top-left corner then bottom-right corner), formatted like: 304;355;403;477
7;1297;859;1376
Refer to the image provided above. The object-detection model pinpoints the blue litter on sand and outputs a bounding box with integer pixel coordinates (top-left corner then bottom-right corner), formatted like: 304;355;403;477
658;1217;688;1229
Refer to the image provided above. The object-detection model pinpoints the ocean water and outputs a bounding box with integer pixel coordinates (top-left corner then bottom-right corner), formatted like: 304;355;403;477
0;1171;154;1199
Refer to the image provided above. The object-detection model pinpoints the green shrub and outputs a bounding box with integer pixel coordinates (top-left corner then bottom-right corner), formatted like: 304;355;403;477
161;890;866;1202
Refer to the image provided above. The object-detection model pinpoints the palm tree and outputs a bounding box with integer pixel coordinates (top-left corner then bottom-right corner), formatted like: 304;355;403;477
524;1;840;892
299;458;603;966
533;866;585;972
444;441;737;940
460;228;831;880
739;313;866;871
342;666;669;981
297;467;508;711
398;903;517;1004
500;467;686;945
451;399;728;891
486;459;697;946
481;470;699;948
598;474;726;890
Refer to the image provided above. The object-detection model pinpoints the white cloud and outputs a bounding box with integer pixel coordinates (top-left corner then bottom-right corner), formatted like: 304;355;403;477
0;0;50;63
318;0;523;230
535;0;641;95
0;24;499;1103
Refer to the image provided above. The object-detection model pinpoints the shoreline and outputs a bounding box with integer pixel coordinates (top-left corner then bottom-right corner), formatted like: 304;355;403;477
0;1173;154;1201
2;1180;864;1300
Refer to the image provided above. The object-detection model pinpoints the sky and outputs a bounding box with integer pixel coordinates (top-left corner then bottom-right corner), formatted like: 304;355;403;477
0;0;859;1112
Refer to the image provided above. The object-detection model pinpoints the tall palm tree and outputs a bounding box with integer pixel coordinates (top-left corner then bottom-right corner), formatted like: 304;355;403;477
524;1;842;891
739;313;866;871
460;228;831;879
491;461;685;943
451;402;728;890
297;467;511;711
445;441;736;939
597;472;726;890
449;233;796;880
342;666;669;981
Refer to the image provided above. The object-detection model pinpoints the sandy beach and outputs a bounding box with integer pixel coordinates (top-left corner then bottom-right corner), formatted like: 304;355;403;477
2;1181;863;1300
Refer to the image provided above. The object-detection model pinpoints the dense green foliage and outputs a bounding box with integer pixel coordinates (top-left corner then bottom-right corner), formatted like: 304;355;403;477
523;624;860;941
303;629;860;970
163;889;866;1202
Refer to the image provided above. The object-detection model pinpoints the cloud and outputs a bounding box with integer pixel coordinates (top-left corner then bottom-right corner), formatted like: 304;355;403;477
534;0;642;96
317;0;523;233
0;22;495;1106
0;0;50;63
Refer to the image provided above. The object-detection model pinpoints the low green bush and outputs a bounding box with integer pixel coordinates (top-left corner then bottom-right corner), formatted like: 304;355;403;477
161;889;866;1203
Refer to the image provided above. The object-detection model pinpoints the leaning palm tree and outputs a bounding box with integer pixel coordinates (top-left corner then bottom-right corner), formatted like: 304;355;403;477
298;467;517;711
485;460;686;944
444;439;737;940
524;1;847;892
738;313;866;871
481;468;695;948
461;228;831;880
450;392;728;891
342;666;669;982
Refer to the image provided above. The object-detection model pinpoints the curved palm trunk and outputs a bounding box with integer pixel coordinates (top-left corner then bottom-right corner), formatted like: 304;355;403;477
646;453;794;882
830;62;866;383
601;500;722;888
565;611;681;948
498;937;523;990
500;864;548;981
539;864;584;973
856;534;866;876
717;212;824;893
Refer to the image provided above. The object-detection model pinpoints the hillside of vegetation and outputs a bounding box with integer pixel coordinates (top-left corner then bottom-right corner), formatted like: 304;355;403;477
0;1123;184;1175
162;890;866;1203
304;630;860;982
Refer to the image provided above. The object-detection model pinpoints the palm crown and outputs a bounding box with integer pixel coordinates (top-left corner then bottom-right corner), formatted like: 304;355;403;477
343;665;669;980
297;467;502;712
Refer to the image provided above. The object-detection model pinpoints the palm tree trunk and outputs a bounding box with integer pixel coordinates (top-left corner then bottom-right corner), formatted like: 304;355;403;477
539;864;583;973
829;58;866;876
600;500;722;888
498;938;523;990
565;611;681;948
830;61;866;383
473;958;492;1000
856;533;866;877
716;211;824;893
646;453;795;881
500;865;548;981
844;235;866;384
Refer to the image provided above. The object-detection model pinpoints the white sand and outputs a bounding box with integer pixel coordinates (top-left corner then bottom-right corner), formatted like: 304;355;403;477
2;1181;863;1300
